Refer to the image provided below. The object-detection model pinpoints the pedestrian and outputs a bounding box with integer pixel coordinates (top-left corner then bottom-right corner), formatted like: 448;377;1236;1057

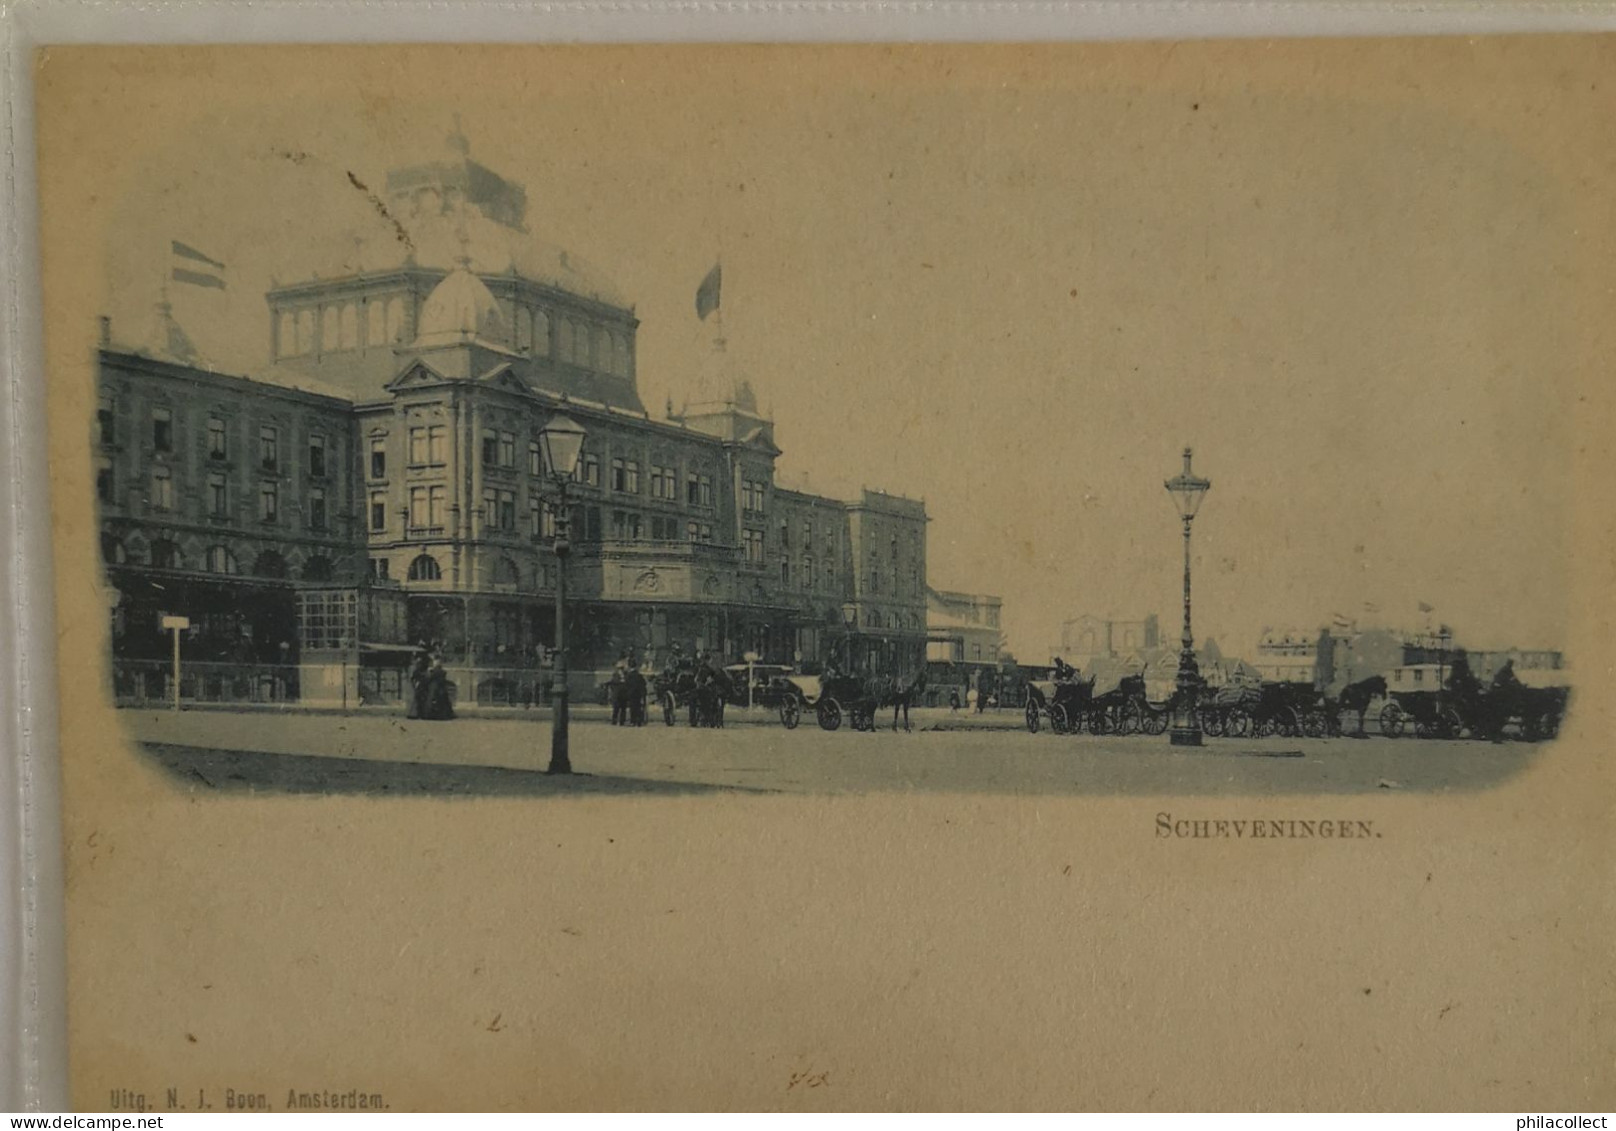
610;649;629;725
608;667;626;725
406;641;431;720
627;662;648;726
425;650;455;720
949;688;961;712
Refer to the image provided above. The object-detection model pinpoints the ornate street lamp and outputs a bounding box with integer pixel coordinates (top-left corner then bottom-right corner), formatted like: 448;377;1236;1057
538;413;587;774
1164;447;1212;746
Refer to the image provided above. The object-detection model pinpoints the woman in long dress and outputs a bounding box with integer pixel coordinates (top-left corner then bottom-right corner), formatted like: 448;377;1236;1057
425;653;455;720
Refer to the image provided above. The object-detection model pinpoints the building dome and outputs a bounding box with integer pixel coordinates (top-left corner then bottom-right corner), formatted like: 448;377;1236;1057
415;265;508;345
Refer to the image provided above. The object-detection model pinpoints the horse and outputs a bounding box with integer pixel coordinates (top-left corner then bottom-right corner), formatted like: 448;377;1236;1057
873;669;928;732
1335;674;1387;737
691;666;734;728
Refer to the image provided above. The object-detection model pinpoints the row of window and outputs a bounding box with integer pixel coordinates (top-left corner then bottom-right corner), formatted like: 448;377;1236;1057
375;553;556;592
102;535;334;581
276;297;635;379
379;430;719;511
862;608;922;632
741;477;768;514
277;298;408;357
102;400;335;479
864;565;925;596
100;461;334;529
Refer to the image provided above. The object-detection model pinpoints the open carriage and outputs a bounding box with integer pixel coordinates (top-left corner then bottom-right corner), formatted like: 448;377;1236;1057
771;671;879;731
1025;672;1169;736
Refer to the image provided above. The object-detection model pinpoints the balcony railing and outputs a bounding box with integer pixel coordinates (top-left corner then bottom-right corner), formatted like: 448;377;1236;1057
573;538;740;564
406;525;447;540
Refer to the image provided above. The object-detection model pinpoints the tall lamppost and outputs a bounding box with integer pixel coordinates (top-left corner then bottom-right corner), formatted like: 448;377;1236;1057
841;602;858;674
1164;447;1212;746
538;413;587;775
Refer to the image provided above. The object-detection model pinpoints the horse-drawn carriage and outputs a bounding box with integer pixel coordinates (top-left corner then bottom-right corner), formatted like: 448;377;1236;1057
769;672;864;731
1024;672;1169;736
1377;676;1568;741
1197;681;1320;738
773;669;926;732
651;664;734;728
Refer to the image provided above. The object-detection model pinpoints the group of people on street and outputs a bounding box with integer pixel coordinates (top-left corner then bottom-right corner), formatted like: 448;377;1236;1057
947;668;1003;713
608;650;650;726
406;641;456;721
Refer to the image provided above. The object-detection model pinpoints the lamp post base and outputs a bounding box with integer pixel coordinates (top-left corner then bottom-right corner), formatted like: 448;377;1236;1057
1169;725;1204;747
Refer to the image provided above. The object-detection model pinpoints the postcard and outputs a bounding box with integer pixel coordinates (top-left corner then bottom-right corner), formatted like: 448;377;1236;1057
32;39;1616;1110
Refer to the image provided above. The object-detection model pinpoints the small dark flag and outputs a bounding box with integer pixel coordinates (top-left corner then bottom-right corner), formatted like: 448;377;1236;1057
695;263;722;321
171;240;226;290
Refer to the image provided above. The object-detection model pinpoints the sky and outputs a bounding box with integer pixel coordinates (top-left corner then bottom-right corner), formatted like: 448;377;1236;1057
89;43;1583;661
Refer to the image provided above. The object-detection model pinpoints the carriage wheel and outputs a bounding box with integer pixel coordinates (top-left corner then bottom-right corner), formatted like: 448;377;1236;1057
1200;707;1225;738
817;698;843;732
1119;702;1142;737
1278;707;1303;739
661;693;677;727
1439;706;1464;740
1303;711;1327;740
1025;700;1041;734
1143;707;1169;736
1536;711;1560;741
780;697;801;730
1050;704;1070;735
1379;702;1405;738
1253;715;1275;739
1088;709;1110;736
1226;708;1251;738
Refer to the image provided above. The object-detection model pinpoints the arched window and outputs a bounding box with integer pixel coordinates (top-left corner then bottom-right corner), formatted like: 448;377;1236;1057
150;539;181;570
407;553;441;582
495;557;520;590
278;312;297;357
515;308;532;351
321;306;340;352
385;297;406;343
302;555;334;582
592;326;610;370
204;545;237;575
100;533;127;565
557;318;574;364
252;550;288;579
532;309;551;356
339;304;359;349
295;309;315;354
365;301;386;346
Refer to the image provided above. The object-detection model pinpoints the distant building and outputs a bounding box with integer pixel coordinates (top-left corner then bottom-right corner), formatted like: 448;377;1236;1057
1314;625;1564;693
1252;627;1321;685
1054;613;1159;669
926;588;1003;666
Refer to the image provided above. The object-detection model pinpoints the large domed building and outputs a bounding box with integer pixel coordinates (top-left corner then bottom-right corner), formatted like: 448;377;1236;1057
92;128;933;710
267;123;643;412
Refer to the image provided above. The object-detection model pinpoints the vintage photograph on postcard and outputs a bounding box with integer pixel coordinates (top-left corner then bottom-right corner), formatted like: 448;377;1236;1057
34;39;1615;1109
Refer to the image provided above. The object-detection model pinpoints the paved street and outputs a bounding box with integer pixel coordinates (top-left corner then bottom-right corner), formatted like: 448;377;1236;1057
120;706;1545;796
